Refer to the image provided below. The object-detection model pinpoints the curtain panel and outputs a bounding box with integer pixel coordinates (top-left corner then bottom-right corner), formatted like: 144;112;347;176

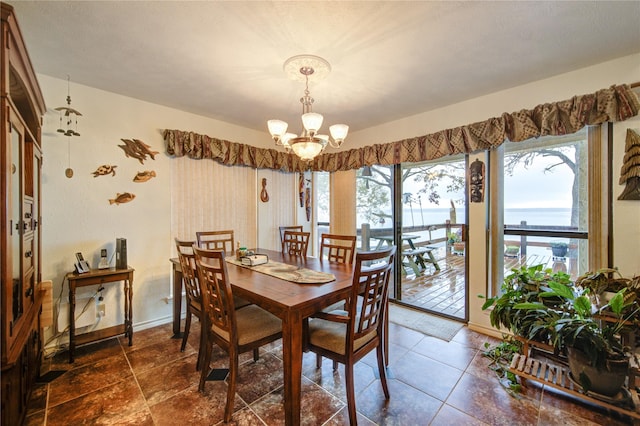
164;84;639;173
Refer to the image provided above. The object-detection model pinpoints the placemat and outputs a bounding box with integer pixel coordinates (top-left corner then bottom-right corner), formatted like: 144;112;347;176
225;257;335;284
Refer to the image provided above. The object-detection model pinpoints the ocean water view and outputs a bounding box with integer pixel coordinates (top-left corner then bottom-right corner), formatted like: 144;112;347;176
356;207;577;260
360;207;573;228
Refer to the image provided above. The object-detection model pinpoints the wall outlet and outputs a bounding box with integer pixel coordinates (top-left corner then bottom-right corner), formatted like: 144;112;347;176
97;303;106;318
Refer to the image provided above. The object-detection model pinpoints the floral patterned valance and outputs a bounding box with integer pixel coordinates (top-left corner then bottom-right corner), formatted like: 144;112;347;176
164;83;640;173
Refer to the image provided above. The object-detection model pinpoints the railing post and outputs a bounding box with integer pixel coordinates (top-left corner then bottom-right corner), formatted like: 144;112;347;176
520;220;527;256
361;223;371;251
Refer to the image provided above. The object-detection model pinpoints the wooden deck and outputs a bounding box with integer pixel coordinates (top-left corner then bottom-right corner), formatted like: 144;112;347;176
396;247;575;321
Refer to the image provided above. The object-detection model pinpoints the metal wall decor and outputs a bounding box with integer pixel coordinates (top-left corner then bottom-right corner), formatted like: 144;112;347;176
470;159;485;203
618;128;640;200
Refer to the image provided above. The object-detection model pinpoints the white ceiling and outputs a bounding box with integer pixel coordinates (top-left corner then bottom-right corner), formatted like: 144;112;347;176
9;1;640;134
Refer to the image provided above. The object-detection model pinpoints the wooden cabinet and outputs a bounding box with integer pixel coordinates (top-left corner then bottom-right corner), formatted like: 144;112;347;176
1;3;46;425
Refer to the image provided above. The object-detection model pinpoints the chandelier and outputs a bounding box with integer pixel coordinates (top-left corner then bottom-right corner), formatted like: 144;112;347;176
267;55;348;161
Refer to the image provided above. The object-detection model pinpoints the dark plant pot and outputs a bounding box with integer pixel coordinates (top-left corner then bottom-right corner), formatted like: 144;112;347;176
567;347;628;397
551;245;568;257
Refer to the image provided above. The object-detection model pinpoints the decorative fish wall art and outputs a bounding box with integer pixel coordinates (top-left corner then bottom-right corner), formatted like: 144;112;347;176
118;138;159;164
92;164;117;177
133;170;156;182
109;192;136;205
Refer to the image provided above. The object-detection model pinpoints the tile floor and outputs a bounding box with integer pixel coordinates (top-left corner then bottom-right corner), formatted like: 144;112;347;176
26;318;637;425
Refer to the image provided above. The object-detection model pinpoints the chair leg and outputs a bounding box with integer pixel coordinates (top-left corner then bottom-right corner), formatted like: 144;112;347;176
253;348;259;362
181;311;191;352
345;362;358;425
333;360;338;371
225;353;239;423
316;353;322;368
376;343;390;399
198;335;212;392
195;325;204;371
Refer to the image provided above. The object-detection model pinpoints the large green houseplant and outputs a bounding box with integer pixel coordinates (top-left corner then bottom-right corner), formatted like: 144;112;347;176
482;265;639;398
481;264;571;344
514;273;639;397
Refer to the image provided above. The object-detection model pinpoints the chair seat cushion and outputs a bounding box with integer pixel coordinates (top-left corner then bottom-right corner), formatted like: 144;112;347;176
233;295;251;309
308;311;376;355
212;304;281;345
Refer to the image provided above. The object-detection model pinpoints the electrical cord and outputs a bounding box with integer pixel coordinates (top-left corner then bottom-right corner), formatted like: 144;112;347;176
43;276;105;359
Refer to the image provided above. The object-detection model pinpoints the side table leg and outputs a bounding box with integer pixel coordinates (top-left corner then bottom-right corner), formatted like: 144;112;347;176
127;275;133;346
69;281;75;363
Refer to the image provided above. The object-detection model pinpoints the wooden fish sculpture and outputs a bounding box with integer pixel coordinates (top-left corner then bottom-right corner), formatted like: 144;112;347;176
92;164;117;177
133;170;156;182
109;192;136;205
118;138;159;164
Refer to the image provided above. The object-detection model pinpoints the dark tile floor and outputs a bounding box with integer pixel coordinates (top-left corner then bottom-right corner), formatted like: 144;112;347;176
26;319;636;425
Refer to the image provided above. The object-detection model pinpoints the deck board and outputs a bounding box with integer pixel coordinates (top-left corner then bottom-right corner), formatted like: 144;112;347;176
397;248;574;320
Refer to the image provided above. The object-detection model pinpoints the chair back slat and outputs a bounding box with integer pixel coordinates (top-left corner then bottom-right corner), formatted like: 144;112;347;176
279;226;303;252
282;230;310;257
320;233;357;264
193;247;236;341
349;247;396;342
196;230;235;254
175;239;200;302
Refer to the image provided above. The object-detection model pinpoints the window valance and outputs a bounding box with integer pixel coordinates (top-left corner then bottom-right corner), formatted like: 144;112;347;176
164;84;639;173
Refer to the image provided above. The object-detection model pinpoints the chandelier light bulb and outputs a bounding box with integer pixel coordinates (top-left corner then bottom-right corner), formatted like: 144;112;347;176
268;119;288;140
329;124;349;148
291;140;323;161
301;112;323;136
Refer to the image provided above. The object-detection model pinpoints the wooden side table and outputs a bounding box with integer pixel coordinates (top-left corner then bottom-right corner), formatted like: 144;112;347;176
65;267;134;363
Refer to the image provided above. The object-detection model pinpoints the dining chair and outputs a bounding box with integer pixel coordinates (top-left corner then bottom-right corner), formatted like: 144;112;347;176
175;238;205;370
279;225;303;252
305;246;396;425
319;233;357;264
191;244;251;311
193;247;282;423
196;230;235;254
282;230;310;257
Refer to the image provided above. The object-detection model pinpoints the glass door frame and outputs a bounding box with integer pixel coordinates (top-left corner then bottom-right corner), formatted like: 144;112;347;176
390;159;470;322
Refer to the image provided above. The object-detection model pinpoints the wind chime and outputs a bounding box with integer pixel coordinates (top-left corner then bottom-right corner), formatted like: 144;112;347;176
55;75;82;178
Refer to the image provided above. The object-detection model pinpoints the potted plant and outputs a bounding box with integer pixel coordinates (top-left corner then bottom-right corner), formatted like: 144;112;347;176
515;278;639;397
575;267;640;308
549;241;568;258
481;264;572;345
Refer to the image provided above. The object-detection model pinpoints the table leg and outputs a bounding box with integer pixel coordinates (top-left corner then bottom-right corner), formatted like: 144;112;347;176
281;312;303;426
172;265;183;338
127;274;133;345
404;255;422;275
69;281;76;363
426;250;441;271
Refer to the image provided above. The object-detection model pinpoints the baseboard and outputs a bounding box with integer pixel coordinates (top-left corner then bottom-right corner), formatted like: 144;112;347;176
467;322;506;340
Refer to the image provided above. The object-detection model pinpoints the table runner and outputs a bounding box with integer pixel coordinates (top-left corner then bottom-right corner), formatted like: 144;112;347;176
226;257;335;284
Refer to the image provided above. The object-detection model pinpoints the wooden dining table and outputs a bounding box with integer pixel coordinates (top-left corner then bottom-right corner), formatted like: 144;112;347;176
170;248;354;425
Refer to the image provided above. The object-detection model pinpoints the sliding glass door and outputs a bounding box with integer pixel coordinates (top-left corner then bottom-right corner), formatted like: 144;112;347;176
356;158;468;321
